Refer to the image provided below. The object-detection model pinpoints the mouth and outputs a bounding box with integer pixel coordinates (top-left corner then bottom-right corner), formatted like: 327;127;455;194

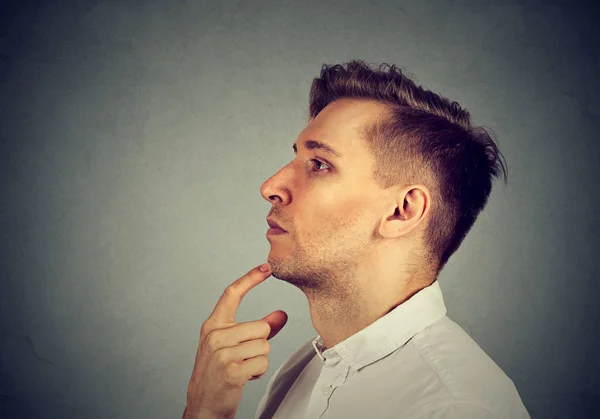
267;227;287;236
266;218;287;232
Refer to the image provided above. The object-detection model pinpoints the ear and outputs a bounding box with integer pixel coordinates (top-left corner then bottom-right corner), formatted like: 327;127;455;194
379;185;430;238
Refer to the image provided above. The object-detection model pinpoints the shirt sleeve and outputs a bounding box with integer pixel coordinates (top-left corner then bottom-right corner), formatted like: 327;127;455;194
410;402;501;419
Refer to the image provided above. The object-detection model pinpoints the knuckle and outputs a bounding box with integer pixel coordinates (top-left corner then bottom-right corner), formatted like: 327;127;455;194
200;321;211;337
224;284;238;297
224;362;241;384
214;348;229;365
260;321;271;337
205;330;221;351
262;339;271;354
261;356;269;371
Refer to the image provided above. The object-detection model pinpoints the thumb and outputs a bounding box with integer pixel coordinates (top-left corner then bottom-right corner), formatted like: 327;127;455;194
263;310;288;340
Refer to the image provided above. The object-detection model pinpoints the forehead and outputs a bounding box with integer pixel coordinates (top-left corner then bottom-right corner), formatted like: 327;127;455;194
300;99;389;156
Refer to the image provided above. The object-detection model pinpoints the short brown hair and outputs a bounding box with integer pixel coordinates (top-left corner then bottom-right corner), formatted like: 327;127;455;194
307;60;507;274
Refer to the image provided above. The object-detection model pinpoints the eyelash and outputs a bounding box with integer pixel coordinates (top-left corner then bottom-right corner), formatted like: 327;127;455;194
309;158;331;173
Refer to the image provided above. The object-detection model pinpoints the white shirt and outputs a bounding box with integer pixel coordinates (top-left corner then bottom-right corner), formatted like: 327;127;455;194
254;280;531;419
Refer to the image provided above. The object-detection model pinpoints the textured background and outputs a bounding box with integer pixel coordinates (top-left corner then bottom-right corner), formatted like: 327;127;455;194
1;0;599;418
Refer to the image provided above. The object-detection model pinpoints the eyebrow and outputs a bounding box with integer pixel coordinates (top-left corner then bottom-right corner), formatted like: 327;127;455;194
293;139;343;158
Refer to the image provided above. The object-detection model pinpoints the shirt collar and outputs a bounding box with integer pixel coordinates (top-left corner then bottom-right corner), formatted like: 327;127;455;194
311;279;447;370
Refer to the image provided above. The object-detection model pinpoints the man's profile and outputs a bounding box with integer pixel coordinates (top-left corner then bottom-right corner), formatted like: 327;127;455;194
183;60;530;419
255;60;530;418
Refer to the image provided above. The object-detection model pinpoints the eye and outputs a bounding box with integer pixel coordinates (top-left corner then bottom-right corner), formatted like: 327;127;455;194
310;158;331;173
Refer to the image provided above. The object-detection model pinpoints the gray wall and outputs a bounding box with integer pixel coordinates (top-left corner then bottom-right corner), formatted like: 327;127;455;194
1;0;598;418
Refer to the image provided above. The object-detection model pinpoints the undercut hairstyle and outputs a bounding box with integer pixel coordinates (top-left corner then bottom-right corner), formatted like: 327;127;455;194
307;60;507;275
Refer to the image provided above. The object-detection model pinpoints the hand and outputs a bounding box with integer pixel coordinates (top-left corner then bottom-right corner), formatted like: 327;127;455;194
183;263;288;419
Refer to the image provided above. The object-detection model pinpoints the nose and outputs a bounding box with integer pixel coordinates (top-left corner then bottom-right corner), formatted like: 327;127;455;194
260;178;283;204
260;165;290;204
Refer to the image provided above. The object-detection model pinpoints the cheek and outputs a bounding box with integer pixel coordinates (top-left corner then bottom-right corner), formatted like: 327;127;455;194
297;180;376;234
311;194;371;233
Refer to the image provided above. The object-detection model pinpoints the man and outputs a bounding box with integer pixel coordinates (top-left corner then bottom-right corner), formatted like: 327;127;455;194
183;60;530;419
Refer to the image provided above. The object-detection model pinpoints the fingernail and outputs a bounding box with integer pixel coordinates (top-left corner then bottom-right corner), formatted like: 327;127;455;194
259;263;270;272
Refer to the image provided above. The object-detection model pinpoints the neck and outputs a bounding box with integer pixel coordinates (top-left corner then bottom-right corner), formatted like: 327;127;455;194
304;269;433;351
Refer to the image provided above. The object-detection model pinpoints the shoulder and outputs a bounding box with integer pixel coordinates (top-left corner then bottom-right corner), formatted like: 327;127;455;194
412;316;513;385
409;401;501;419
408;316;529;418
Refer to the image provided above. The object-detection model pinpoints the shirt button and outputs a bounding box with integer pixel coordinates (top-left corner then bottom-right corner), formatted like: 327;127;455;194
322;385;332;396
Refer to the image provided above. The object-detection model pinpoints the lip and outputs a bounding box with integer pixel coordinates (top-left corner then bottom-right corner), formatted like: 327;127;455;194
266;218;287;232
267;227;287;236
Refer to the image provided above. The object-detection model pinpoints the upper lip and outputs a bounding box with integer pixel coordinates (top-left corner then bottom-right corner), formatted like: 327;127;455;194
267;218;287;232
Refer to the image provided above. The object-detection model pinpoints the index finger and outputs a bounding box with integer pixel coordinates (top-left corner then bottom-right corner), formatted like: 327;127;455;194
207;263;271;325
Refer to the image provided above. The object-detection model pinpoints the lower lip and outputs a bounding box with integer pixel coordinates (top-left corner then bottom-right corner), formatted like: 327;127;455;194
267;227;287;235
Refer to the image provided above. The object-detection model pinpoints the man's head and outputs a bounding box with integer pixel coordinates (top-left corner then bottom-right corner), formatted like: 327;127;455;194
260;60;506;295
